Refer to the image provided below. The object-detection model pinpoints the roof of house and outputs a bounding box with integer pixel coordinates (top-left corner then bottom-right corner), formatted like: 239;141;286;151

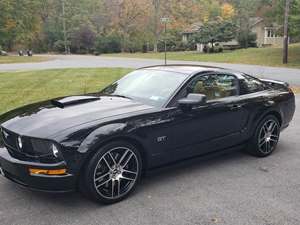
182;22;203;34
249;17;264;27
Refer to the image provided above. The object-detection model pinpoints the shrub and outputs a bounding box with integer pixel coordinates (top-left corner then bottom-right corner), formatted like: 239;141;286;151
53;40;70;53
95;34;122;54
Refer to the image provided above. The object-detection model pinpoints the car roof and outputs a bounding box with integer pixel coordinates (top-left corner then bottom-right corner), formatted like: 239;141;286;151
140;64;245;79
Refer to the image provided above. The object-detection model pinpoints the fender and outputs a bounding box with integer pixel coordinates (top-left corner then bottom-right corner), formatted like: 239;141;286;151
249;105;283;138
77;122;147;155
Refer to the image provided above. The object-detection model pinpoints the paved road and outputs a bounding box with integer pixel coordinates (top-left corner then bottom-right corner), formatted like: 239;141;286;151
0;96;300;225
1;54;300;85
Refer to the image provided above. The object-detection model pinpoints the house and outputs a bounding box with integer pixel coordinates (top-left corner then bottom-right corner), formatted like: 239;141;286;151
250;17;284;47
182;17;284;49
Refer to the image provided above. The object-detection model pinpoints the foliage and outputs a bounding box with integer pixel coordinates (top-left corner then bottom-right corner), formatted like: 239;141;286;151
0;0;299;53
95;34;122;54
264;0;300;38
70;25;96;54
192;19;237;52
221;3;235;19
238;32;257;48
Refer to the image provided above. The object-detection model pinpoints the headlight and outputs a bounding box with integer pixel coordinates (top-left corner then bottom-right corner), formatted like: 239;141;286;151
51;143;60;158
17;136;23;149
31;139;63;160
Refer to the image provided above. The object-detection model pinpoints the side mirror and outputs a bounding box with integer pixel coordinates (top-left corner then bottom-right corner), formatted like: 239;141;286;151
178;93;207;111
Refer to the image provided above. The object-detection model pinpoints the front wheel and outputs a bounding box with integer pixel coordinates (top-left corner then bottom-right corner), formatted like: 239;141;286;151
247;115;280;157
80;141;142;204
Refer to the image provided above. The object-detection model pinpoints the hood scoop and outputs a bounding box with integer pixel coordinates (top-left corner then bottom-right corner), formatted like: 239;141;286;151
51;96;100;108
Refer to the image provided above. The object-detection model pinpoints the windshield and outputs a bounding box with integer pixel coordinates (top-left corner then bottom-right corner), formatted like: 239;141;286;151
101;69;187;107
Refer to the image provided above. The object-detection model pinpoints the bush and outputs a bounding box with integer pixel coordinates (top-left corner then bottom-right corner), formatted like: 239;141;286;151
95;34;122;54
53;40;70;53
203;44;223;53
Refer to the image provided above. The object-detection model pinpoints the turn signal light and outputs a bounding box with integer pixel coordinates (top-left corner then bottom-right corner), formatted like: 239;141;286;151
29;168;67;175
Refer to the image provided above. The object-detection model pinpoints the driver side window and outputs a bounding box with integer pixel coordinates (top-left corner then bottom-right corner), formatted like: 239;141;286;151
188;74;239;101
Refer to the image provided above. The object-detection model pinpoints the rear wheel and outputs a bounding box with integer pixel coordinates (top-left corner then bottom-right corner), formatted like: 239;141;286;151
247;115;280;157
80;141;142;204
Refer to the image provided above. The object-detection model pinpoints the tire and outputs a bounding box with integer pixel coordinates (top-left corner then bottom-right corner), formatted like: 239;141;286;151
80;141;142;204
247;115;280;157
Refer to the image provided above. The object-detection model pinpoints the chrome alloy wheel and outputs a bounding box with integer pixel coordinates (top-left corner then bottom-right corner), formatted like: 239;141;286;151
93;147;139;200
258;119;280;154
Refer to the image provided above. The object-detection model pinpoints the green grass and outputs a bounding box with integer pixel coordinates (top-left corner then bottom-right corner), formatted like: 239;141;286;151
0;68;132;114
106;43;300;68
0;56;51;64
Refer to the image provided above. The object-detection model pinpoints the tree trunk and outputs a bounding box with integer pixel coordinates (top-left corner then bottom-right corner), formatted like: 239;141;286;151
153;0;160;52
283;0;290;64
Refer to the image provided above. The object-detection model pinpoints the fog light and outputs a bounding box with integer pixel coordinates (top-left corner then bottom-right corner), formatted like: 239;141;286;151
29;168;67;175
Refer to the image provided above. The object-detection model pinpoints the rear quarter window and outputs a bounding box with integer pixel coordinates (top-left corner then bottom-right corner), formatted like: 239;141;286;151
239;75;266;95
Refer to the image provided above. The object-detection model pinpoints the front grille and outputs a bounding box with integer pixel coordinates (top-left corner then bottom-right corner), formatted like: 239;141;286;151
1;127;37;161
1;128;20;150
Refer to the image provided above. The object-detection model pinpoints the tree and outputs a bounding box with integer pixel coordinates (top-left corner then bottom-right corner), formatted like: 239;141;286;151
192;19;237;52
283;0;290;64
152;0;160;52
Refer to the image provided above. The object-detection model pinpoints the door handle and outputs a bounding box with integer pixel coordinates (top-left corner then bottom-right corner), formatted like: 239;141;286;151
229;104;242;111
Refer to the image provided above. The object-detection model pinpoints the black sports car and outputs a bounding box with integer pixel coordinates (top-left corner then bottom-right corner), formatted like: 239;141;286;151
0;65;295;204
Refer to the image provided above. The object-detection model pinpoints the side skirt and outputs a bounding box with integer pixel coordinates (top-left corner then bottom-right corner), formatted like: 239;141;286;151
144;143;247;177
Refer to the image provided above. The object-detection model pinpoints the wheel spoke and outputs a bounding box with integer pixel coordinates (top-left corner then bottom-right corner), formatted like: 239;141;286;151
123;169;137;175
111;180;115;198
121;175;135;182
269;137;278;142
121;152;133;168
96;177;112;188
259;139;266;147
118;149;129;165
270;123;277;133
95;172;110;182
108;152;117;166
266;141;271;153
268;121;274;132
262;125;268;134
117;180;120;196
102;157;112;170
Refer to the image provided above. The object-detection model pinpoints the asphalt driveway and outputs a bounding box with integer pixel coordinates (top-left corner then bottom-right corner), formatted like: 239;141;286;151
1;54;300;85
0;95;299;225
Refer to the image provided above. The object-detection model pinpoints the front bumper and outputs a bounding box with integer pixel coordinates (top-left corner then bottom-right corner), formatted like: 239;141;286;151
0;147;76;192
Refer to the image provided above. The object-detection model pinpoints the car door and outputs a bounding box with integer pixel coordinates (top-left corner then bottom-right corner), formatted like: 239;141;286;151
162;72;250;161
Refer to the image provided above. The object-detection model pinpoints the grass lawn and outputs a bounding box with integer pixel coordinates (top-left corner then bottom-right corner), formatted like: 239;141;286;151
0;68;132;114
0;56;51;64
106;43;300;68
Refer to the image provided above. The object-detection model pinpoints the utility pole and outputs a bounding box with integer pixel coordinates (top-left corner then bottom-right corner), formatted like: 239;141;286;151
161;17;169;65
62;0;68;54
283;0;290;64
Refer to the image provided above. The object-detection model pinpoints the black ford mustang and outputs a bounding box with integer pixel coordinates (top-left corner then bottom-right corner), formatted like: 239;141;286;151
0;65;295;204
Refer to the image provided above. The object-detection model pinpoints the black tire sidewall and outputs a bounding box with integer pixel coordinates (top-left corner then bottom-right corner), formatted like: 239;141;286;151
81;141;142;204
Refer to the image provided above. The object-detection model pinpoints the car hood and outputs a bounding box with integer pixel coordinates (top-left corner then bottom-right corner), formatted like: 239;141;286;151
0;95;154;138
